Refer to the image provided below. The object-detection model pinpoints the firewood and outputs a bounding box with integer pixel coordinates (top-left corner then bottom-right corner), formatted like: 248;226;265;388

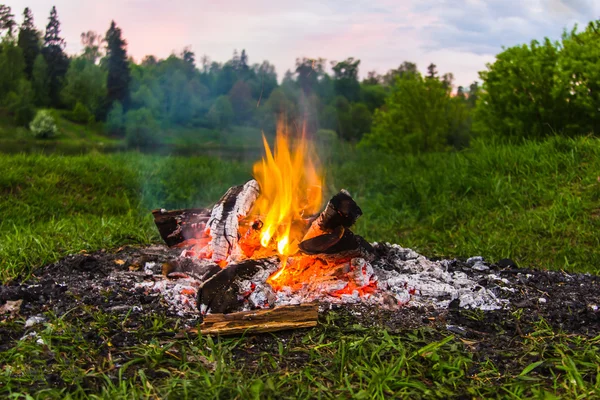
206;180;260;262
197;258;279;314
299;190;369;255
151;180;260;257
152;208;212;247
198;304;318;335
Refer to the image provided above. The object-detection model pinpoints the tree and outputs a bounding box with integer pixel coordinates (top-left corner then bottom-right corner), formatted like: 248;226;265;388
32;54;50;106
104;21;131;110
17;7;41;79
474;38;561;140
228;80;253;123
442;73;454;90
80;31;103;63
554;21;600;135
296;57;325;95
61;56;107;117
208;95;233;129
125;108;160;148
363;71;380;85
5;79;35;125
181;46;195;69
427;63;438;79
331;57;361;101
105;101;124;135
41;6;69;107
467;82;479;108
383;61;418;85
361;72;469;153
0;4;16;38
0;41;26;104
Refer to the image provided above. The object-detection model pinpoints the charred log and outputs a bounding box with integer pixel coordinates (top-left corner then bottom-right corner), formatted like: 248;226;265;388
206;180;260;262
299;190;371;256
152;208;211;247
197;258;279;314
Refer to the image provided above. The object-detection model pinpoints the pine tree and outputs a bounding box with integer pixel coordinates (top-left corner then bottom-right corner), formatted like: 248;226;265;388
41;6;69;107
0;4;16;38
427;63;438;79
18;8;41;79
104;21;130;110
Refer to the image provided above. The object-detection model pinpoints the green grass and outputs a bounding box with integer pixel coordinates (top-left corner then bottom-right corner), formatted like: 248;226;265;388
2;135;600;398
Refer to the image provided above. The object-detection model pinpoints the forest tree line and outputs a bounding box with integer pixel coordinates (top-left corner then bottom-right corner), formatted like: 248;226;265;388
0;5;598;152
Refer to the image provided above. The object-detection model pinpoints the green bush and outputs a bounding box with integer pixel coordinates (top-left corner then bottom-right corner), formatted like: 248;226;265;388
361;73;469;153
125;108;161;149
29;109;58;138
64;101;95;124
475;21;600;140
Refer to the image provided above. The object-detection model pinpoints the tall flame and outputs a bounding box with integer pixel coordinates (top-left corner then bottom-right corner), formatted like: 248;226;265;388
252;119;323;256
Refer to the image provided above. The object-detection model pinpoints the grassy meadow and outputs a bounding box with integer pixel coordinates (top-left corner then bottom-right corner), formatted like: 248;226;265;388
2;136;600;398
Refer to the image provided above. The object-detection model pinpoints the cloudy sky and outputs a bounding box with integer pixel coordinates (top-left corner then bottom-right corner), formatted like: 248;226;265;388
6;0;599;86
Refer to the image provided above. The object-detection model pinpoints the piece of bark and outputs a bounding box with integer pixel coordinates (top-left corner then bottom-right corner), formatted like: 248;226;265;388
197;258;279;314
198;304;318;336
152;208;212;247
206;180;260;262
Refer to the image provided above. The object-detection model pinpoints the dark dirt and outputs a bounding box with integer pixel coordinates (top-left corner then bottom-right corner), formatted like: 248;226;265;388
1;244;599;386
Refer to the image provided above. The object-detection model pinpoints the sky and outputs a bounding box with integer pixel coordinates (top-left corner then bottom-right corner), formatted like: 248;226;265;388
5;0;600;86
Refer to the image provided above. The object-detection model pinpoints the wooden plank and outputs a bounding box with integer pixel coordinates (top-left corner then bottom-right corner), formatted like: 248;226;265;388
198;304;318;336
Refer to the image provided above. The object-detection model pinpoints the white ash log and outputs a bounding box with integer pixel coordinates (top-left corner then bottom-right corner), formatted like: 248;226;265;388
206;180;260;263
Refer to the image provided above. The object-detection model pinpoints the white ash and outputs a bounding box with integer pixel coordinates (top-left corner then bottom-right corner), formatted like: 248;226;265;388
140;243;508;315
239;244;505;311
25;315;46;328
467;256;490;271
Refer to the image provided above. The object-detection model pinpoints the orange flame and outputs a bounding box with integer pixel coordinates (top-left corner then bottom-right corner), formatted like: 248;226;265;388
251;119;323;257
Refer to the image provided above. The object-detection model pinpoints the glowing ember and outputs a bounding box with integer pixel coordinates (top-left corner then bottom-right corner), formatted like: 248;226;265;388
251;119;323;258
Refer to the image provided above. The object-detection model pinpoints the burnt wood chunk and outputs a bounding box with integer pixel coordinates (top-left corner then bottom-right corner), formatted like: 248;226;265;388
299;190;368;255
197;258;278;314
197;304;319;336
152;208;212;247
207;180;260;262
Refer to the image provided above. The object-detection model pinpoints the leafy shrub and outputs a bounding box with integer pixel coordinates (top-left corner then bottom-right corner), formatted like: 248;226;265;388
125;108;161;149
64;102;94;124
475;21;600;140
361;73;469;153
29;110;58;138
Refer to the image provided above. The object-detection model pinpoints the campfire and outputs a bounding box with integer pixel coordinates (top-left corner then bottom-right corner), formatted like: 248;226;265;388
150;120;503;324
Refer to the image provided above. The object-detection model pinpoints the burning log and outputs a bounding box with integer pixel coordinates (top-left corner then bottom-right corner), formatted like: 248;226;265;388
206;180;260;262
152;180;260;262
299;190;372;256
197;304;318;336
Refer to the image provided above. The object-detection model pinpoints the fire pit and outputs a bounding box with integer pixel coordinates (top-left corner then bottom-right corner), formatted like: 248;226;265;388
141;121;507;332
